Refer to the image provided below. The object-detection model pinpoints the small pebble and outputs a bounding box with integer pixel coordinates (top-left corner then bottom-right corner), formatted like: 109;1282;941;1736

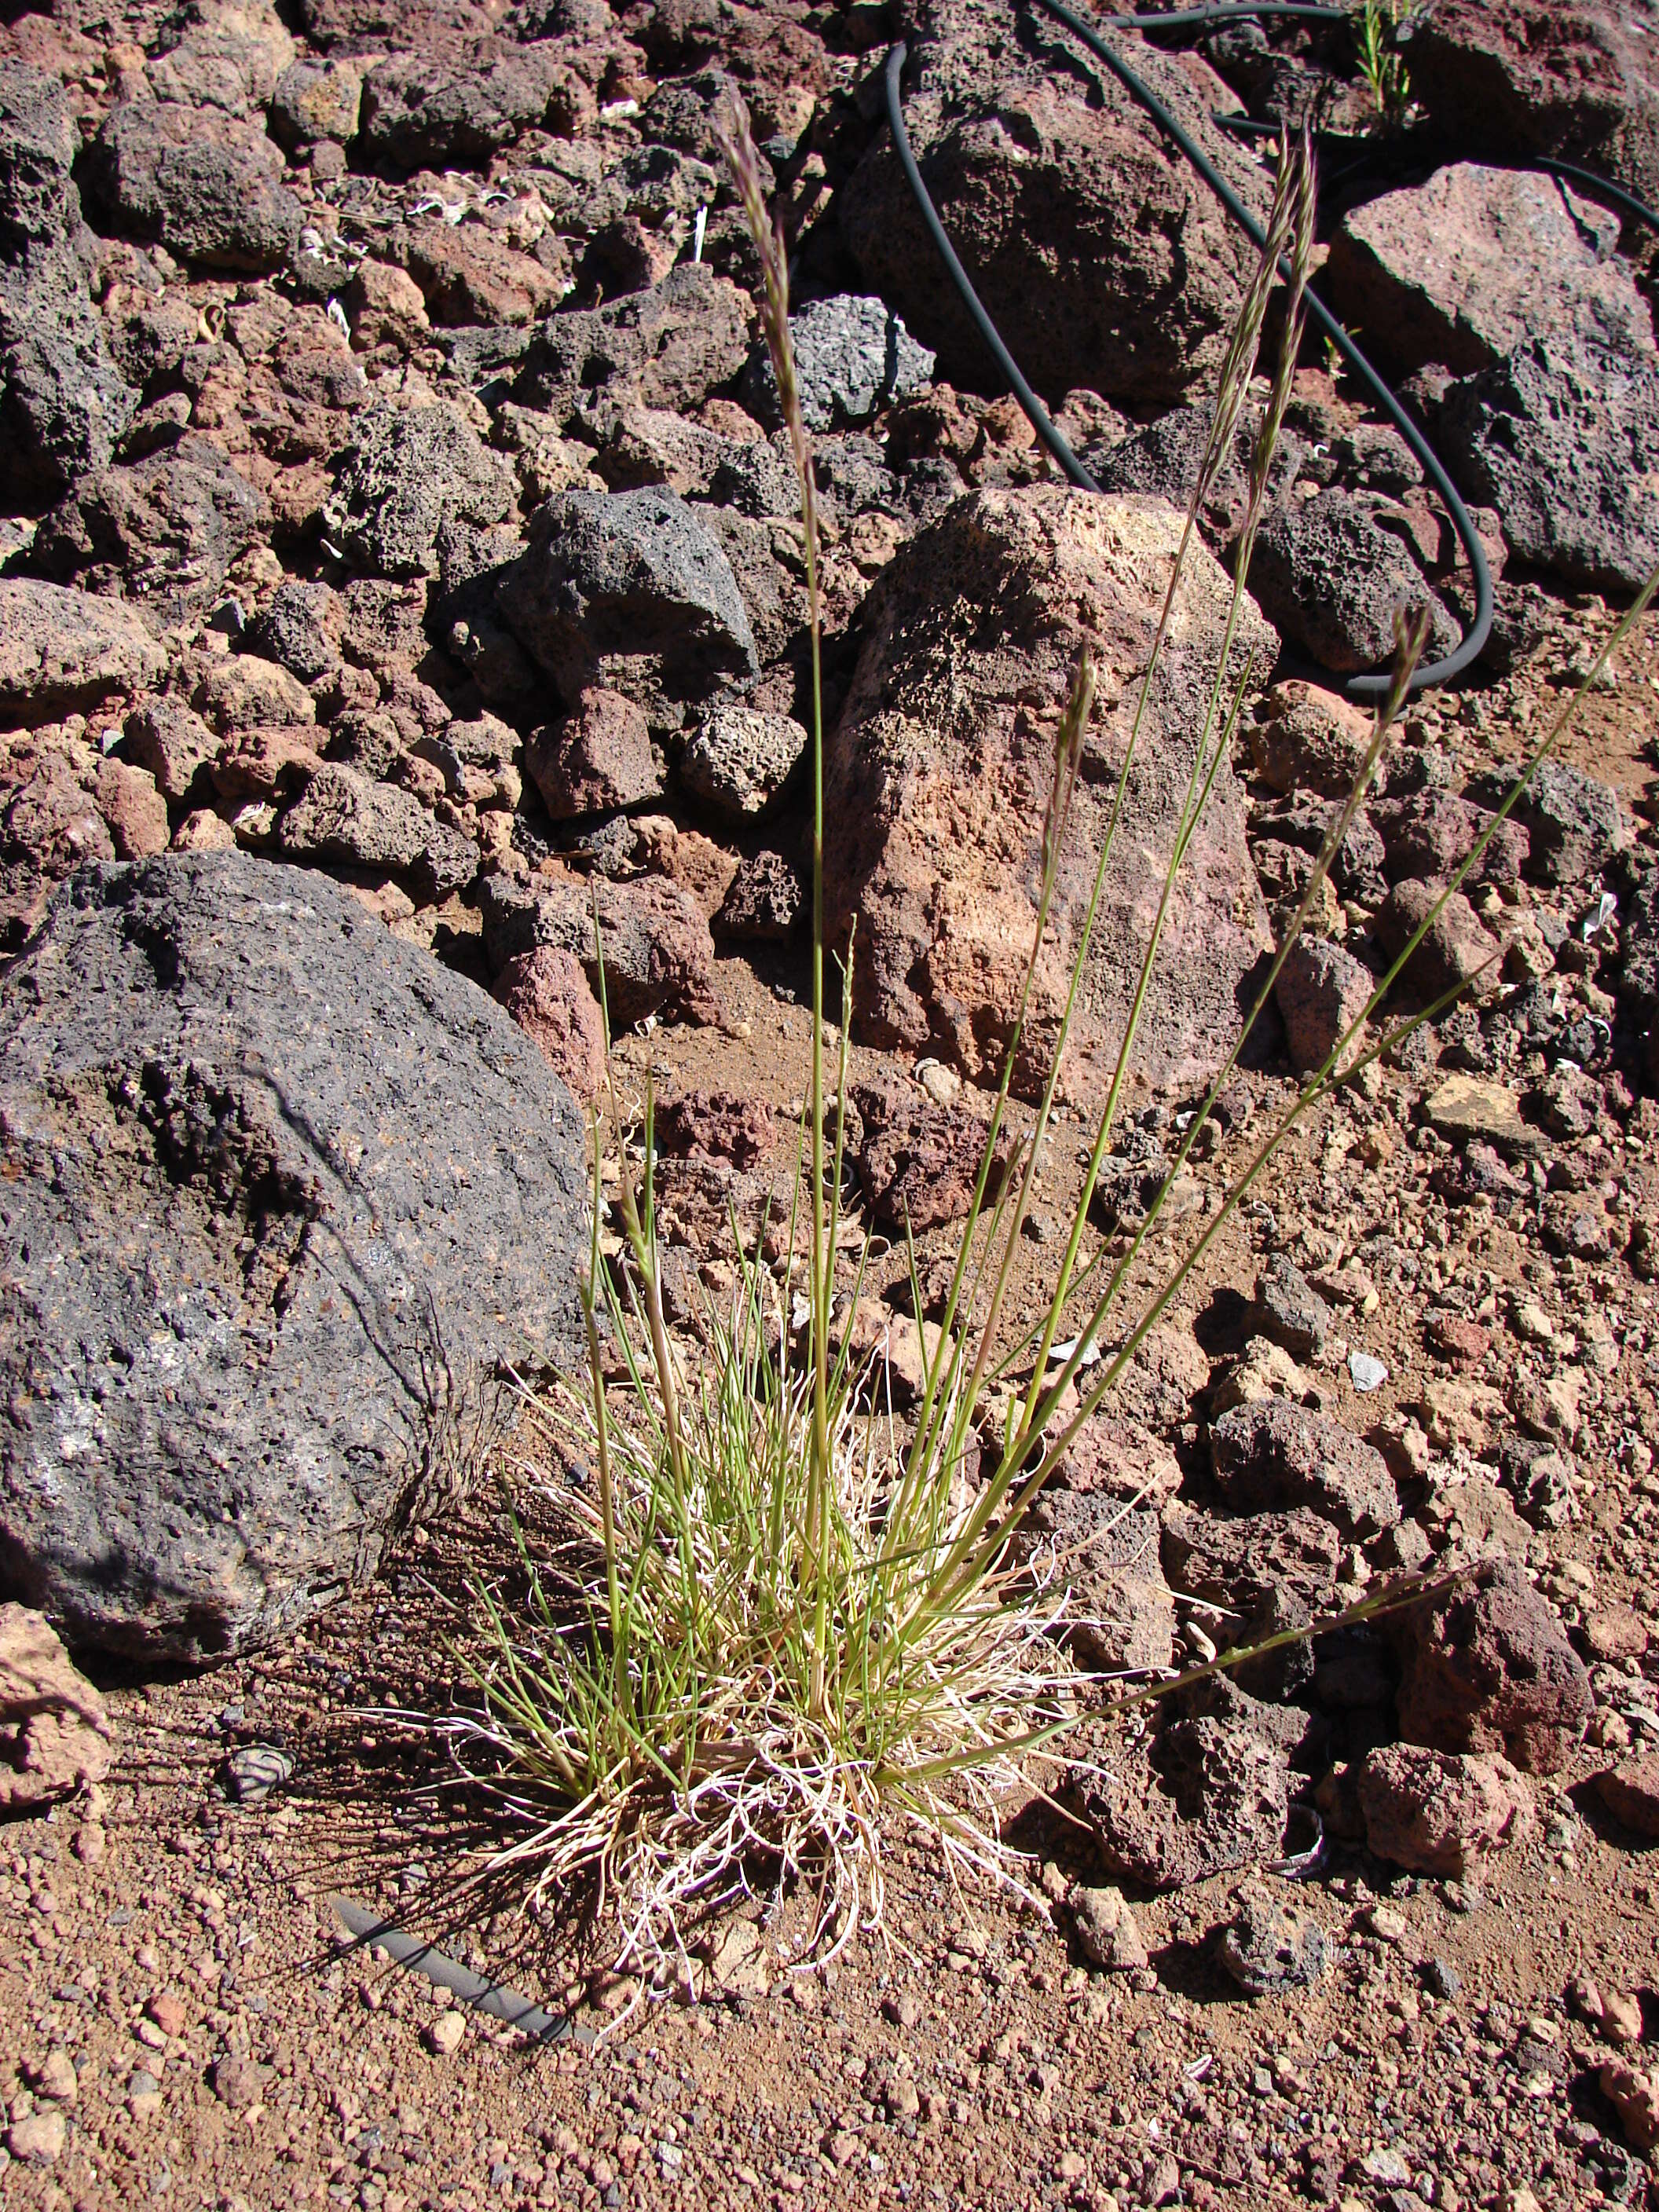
1218;1881;1328;1997
914;1057;960;1107
1601;1989;1644;2045
1348;1349;1388;1393
427;2009;466;2055
128;2069;163;2120
6;2108;67;2164
1367;1903;1408;1944
1361;2145;1413;2186
1512;1298;1554;1343
1423;1957;1462;2001
33;2049;77;2104
881;1990;924;2030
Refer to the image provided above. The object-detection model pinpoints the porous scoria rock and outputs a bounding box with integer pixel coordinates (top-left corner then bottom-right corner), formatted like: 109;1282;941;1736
513;264;753;430
498;487;758;715
825;488;1274;1098
746;295;936;432
328;402;515;580
413;715;519;812
631;815;739;919
491;946;606;1106
1082;1713;1290;1890
1439;335;1659;591
1247;1254;1329;1361
145;0;297;112
277;762;478;902
602;405;741;500
196;652;316;734
1274;935;1374;1075
841;4;1259;408
1599;2062;1659;2154
655;1090;775;1169
96;760;169;860
1390;1560;1593;1774
1327;163;1655;375
396;218;569;332
1249;488;1458;676
246;581;346;683
1052;1410;1183;1507
1404;0;1659;208
1372;789;1526;886
1248;680;1372;800
32;435;273;617
0;64;137;502
1217;1880;1328;1997
478;866;720;1027
1015;1492;1174;1672
840;1301;947;1412
679;704;807;821
849;1072;1014;1231
716;848;804;942
1161;1500;1344;1612
525;689;661;819
82;99;303;272
344;258;430;353
0;580;166;716
1595;1756;1659;1840
1469;757;1632;888
1375;877;1503;1002
0;854;588;1660
269;57;361;146
1210;1397;1399;1540
1209;1335;1307;1415
1355;1741;1536;1877
357;38;591;167
0;1602;112;1807
0;57;81;241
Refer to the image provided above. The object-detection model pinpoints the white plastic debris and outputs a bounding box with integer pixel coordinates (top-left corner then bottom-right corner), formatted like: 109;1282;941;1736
693;204;708;262
1044;1335;1101;1369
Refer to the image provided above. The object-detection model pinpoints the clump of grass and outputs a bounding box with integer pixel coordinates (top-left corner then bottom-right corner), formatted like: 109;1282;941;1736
1355;0;1415;124
439;104;1658;1991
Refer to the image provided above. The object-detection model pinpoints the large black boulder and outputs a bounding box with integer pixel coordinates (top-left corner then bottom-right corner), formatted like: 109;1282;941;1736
0;854;588;1663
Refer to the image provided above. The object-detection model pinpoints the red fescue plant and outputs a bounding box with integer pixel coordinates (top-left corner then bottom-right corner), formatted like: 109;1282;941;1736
441;105;1657;1991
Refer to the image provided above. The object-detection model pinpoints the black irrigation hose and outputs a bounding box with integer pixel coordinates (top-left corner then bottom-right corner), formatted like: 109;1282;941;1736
1111;2;1350;27
884;2;1506;697
1532;157;1659;235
